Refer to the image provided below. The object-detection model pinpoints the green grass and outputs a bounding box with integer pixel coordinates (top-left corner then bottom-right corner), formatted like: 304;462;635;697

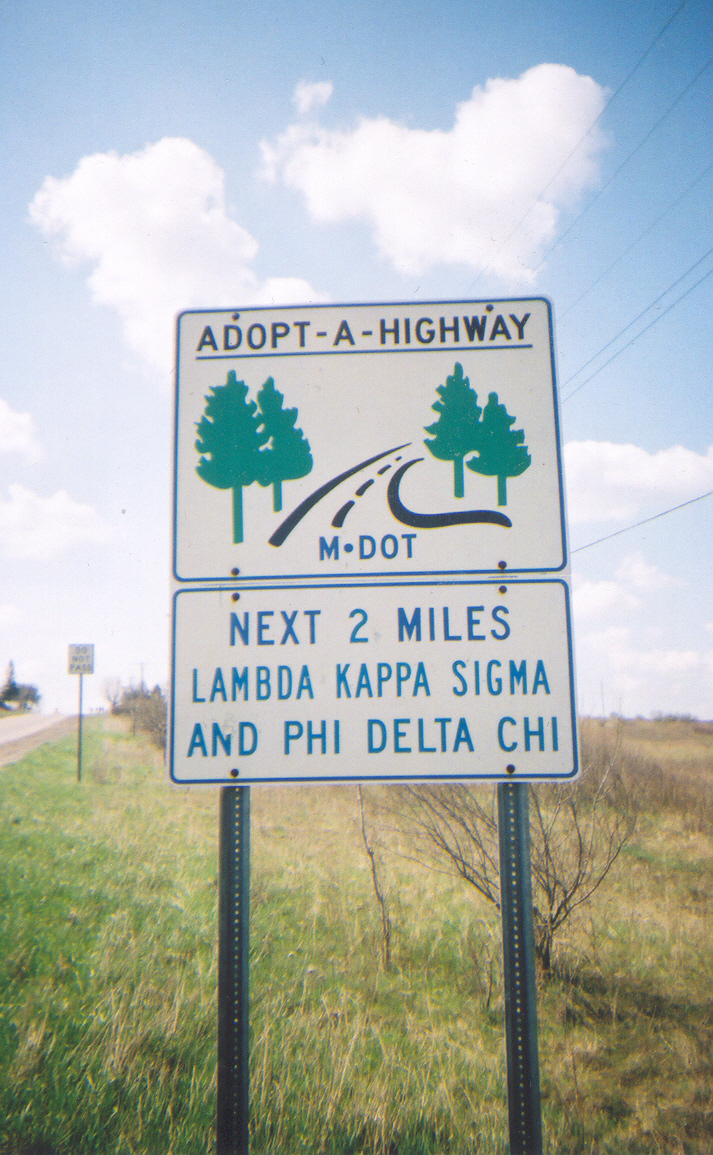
0;716;711;1153
0;721;218;1153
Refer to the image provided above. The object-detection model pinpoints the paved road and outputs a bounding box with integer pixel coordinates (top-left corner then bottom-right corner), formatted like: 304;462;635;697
0;713;76;766
0;713;71;743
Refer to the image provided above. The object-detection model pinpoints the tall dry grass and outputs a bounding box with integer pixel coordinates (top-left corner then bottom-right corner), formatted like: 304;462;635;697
580;716;713;833
0;714;711;1152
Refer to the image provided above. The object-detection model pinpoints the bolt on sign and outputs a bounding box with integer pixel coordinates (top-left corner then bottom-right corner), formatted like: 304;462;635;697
170;298;579;784
68;644;94;674
173;299;567;583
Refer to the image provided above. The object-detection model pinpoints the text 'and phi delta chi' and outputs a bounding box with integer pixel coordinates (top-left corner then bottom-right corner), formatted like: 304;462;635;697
194;309;533;356
182;598;564;766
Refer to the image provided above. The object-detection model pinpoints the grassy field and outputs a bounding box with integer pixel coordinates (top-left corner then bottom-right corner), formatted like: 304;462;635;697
0;715;711;1153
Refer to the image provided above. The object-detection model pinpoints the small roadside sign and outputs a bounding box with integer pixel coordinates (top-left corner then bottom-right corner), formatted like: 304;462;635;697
173;298;566;583
169;579;577;785
68;644;94;675
68;644;93;783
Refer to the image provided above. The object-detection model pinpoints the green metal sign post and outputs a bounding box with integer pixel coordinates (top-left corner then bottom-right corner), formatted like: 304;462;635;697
498;781;543;1154
216;785;251;1155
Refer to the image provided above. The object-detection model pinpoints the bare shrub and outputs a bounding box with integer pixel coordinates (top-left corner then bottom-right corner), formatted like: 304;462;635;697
135;685;167;751
381;737;636;973
357;786;392;970
529;761;635;971
103;676;122;711
111;682;167;751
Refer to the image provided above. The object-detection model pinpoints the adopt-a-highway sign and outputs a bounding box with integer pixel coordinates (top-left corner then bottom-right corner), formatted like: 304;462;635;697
173;298;566;583
169;579;578;785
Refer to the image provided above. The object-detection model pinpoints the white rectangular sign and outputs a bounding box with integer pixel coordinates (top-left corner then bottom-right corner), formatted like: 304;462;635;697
68;644;94;675
169;579;577;785
173;299;566;583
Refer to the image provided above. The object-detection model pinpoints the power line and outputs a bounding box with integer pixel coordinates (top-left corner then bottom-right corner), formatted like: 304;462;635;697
571;488;713;554
562;263;713;402
561;245;713;389
463;0;688;292
559;159;713;318
532;53;713;275
524;0;688;201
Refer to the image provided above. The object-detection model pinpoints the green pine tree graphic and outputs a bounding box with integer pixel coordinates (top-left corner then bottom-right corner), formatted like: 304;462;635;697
466;391;531;505
195;370;269;543
256;377;313;512
424;362;482;498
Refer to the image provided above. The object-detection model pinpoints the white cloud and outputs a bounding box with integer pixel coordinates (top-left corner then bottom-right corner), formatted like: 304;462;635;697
0;398;42;461
585;628;701;678
29;138;324;378
0;484;113;560
572;551;671;621
565;441;713;523
615;552;671;594
572;551;709;717
0;603;22;628
573;578;637;619
261;64;608;278
575;623;709;718
293;80;334;117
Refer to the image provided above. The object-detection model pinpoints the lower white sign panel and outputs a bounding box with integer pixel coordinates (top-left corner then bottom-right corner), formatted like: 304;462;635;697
169;580;578;784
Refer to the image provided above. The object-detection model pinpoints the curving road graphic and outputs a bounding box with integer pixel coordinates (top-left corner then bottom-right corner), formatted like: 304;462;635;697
268;443;511;546
268;444;409;546
387;458;512;529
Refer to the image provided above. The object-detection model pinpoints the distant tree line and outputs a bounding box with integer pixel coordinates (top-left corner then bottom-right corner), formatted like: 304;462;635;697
105;678;166;750
0;662;40;712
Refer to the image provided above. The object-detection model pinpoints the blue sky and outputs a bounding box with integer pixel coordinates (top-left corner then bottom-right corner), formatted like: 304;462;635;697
1;0;711;719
